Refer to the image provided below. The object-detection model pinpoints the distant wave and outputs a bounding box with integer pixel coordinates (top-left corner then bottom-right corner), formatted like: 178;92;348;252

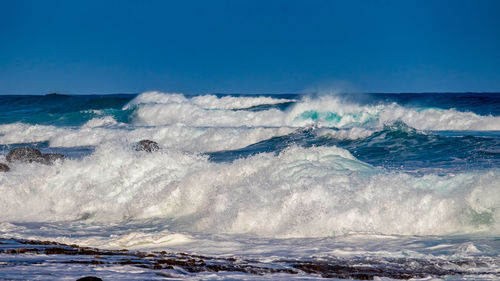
123;91;296;110
128;92;500;130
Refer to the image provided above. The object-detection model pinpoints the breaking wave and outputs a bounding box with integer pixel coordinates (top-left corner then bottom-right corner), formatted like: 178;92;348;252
128;92;500;130
1;144;499;238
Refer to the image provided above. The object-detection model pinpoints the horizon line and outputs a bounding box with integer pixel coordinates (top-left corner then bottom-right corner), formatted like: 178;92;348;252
1;91;500;96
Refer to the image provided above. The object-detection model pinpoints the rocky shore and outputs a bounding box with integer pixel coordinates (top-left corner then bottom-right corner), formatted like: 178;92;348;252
1;237;498;280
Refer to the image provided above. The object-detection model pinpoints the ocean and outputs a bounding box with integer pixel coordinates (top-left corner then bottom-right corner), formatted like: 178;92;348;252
0;92;499;280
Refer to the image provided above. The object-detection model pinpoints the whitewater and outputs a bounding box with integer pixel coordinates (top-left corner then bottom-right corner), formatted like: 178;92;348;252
0;92;499;280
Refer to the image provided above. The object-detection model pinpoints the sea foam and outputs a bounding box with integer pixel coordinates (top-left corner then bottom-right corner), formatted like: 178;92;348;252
128;92;500;130
123;91;295;110
1;143;498;237
0;121;295;153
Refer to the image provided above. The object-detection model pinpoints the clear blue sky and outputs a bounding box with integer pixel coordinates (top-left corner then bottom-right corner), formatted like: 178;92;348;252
1;0;500;94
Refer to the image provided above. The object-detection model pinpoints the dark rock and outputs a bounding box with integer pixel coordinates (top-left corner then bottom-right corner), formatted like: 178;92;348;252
0;163;10;172
43;153;66;165
6;147;45;164
134;140;160;152
76;277;103;281
6;147;66;165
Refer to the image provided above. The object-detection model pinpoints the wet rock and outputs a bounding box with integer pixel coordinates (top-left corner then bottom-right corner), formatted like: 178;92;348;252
0;163;10;172
43;153;66;165
6;147;45;163
76;277;103;281
6;147;66;165
134;140;160;152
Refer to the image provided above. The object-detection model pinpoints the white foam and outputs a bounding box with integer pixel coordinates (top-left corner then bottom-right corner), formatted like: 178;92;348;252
1;144;499;237
130;102;289;127
122;91;188;109
283;95;500;130
0;122;295;153
127;92;500;130
50;231;193;250
191;94;295;109
123;91;295;110
81;116;120;128
0;122;67;144
378;106;500;131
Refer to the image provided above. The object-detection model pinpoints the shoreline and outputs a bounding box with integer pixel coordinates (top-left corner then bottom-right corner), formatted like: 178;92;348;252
1;237;498;280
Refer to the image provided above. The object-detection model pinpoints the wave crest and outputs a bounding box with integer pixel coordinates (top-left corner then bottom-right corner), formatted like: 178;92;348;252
126;92;500;130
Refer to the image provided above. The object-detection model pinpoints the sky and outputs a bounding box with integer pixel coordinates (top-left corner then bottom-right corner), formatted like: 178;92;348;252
1;0;500;94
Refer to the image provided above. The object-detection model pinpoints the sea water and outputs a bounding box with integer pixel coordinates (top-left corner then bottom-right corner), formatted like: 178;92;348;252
0;92;499;280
